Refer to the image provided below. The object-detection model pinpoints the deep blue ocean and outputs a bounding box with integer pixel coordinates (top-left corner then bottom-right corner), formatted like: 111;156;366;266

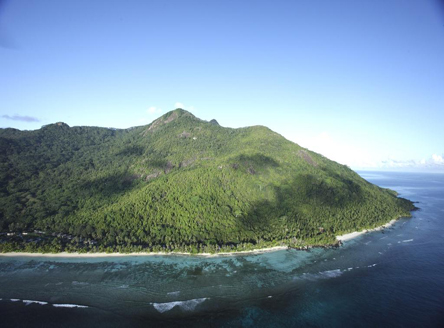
1;171;443;327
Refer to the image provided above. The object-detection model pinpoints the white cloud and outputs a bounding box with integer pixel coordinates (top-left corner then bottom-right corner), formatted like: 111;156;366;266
380;159;417;168
2;114;40;122
431;154;444;164
378;154;444;170
147;106;162;115
174;102;184;109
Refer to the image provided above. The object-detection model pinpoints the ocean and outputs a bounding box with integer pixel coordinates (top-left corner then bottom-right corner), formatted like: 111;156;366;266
1;171;443;327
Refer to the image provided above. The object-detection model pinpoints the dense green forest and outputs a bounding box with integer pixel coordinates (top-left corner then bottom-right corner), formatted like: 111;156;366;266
0;109;415;253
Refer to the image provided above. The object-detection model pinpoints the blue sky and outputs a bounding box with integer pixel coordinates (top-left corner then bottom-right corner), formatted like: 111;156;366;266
1;0;443;170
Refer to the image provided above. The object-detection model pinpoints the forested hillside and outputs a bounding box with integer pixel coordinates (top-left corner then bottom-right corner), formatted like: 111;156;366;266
0;109;415;253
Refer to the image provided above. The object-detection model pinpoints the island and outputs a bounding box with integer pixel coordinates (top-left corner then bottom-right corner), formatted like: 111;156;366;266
0;109;415;254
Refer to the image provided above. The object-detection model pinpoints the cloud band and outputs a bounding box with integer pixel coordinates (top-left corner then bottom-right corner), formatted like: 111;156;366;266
2;115;40;122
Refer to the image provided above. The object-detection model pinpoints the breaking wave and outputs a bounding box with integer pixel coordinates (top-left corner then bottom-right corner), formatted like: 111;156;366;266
52;303;89;308
5;298;88;309
152;298;208;313
23;300;48;305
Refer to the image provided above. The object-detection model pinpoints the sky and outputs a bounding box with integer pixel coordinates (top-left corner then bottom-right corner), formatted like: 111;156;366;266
1;0;443;171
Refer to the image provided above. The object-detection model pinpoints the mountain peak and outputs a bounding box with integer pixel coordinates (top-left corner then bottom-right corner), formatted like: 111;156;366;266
159;108;196;122
171;108;195;117
143;108;197;135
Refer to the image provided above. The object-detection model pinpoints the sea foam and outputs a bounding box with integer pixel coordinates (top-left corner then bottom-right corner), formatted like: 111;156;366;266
152;298;208;313
23;300;48;305
320;269;343;278
53;303;89;308
296;269;343;281
167;291;181;296
72;281;89;286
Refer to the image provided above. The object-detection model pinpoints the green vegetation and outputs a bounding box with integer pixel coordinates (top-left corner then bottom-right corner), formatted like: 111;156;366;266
0;109;415;253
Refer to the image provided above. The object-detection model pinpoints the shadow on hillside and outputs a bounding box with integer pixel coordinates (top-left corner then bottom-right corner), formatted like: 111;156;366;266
78;157;172;199
231;153;280;168
229;153;280;175
116;145;144;157
290;173;363;207
234;173;364;241
79;173;141;199
320;165;366;186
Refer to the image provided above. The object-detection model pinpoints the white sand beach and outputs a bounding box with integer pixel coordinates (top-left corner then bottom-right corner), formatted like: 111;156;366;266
0;246;288;258
336;219;398;242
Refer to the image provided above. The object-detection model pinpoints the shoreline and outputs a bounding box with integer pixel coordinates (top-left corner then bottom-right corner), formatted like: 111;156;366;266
0;218;401;259
335;218;398;242
0;246;288;258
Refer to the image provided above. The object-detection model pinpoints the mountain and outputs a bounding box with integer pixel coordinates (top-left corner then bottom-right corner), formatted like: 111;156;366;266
0;109;415;253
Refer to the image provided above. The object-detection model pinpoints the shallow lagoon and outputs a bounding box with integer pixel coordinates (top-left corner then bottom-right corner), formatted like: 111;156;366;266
1;171;443;327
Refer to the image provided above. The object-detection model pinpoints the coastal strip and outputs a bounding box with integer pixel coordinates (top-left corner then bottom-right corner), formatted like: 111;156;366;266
0;219;402;258
0;246;288;258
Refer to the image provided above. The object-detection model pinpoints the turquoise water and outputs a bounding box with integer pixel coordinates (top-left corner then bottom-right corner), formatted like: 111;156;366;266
1;171;443;327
